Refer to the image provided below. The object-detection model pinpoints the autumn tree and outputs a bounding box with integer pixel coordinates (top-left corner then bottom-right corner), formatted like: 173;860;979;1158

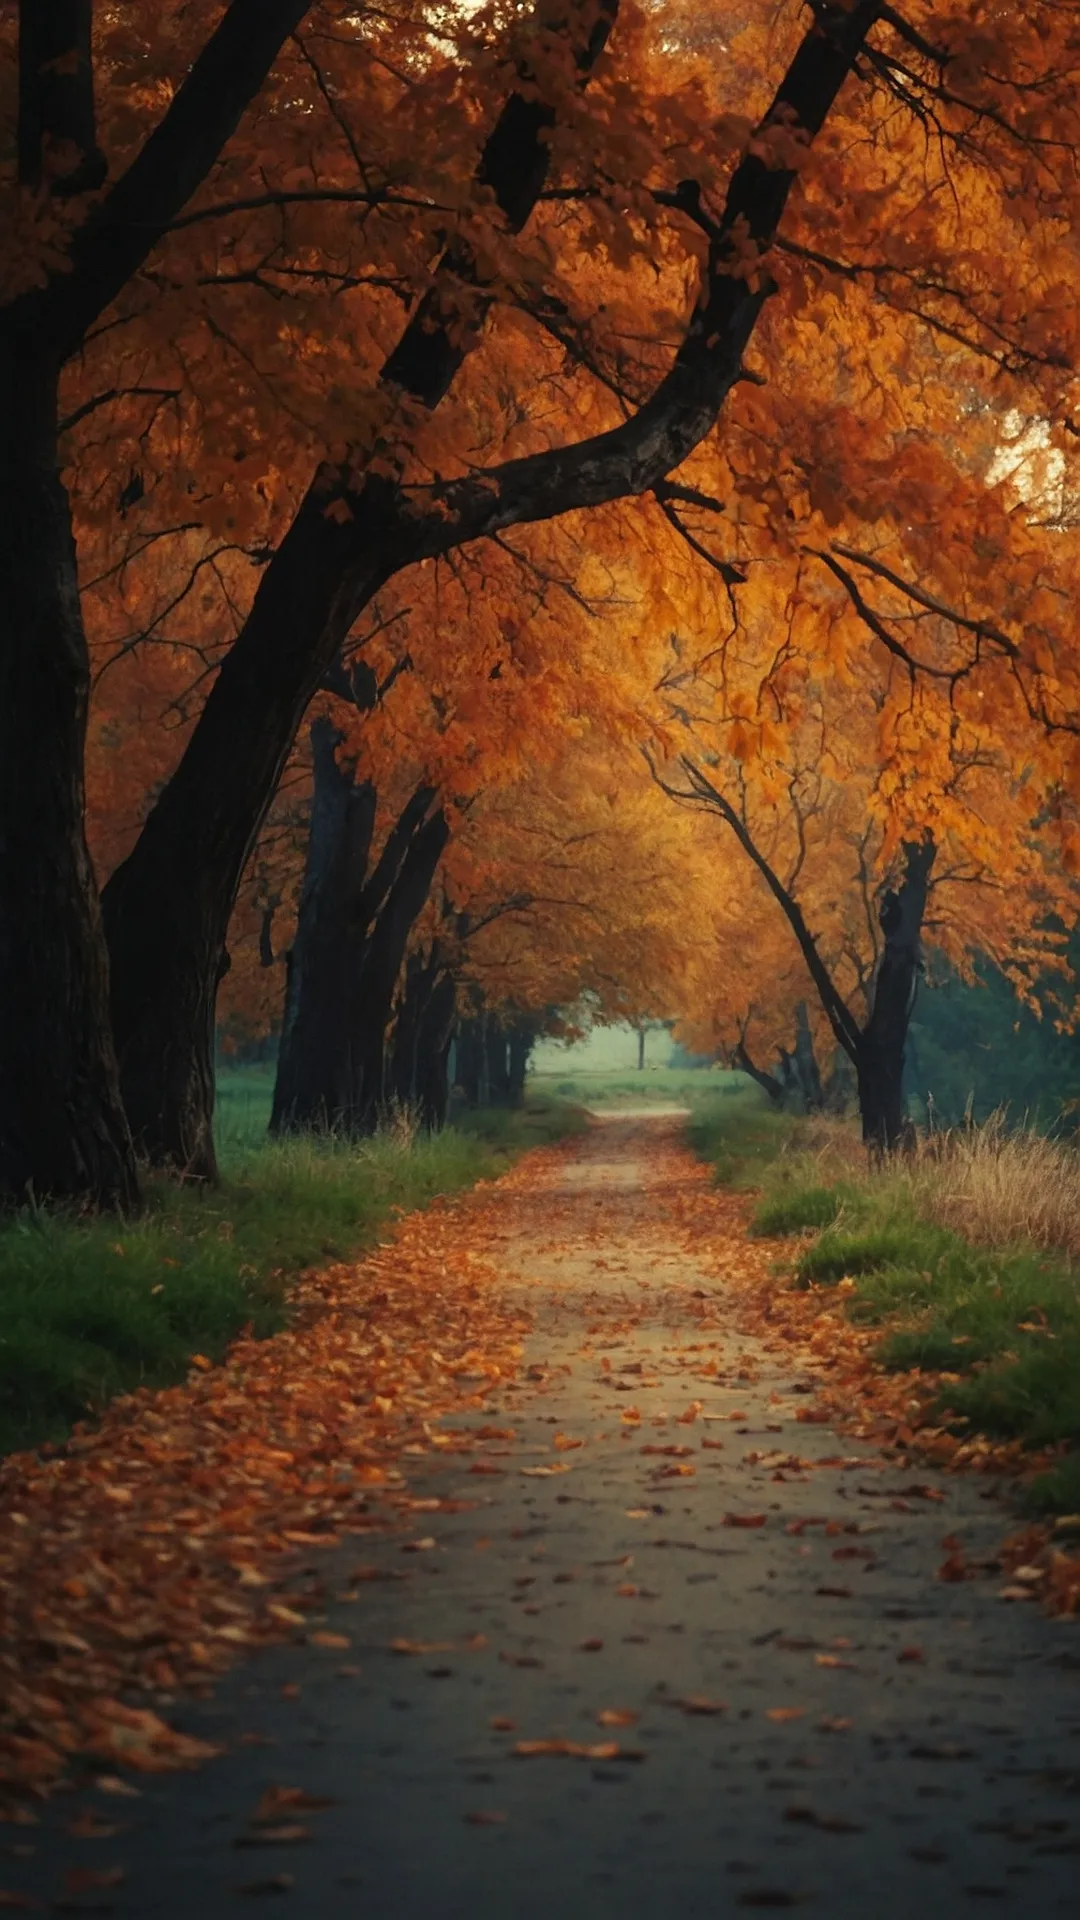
650;577;1079;1150
0;0;343;1203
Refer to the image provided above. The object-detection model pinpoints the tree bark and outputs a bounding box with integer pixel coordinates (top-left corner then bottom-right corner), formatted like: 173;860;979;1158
100;1;882;1172
0;0;317;1199
390;949;458;1128
343;804;450;1132
857;841;935;1154
454;1012;484;1108
270;735;448;1135
792;1000;824;1111
507;1017;535;1106
416;970;457;1129
484;1019;512;1106
0;351;137;1207
18;0;107;194
270;718;378;1135
732;1039;786;1106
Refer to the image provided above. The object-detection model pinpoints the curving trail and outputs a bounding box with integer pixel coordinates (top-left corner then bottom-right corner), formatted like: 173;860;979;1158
4;1115;1079;1916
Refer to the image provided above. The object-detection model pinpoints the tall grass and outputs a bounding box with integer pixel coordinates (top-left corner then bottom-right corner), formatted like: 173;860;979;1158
696;1107;1080;1507
918;1112;1080;1261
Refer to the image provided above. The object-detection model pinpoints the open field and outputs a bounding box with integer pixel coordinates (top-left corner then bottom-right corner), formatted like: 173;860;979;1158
528;1063;755;1110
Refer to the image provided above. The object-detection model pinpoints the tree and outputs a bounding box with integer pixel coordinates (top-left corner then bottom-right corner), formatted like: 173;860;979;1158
0;0;326;1203
652;588;1078;1148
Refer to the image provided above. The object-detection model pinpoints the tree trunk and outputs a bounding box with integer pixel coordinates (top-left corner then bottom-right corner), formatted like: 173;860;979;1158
792;1001;824;1111
271;740;448;1134
270;718;377;1134
0;350;137;1209
412;963;457;1130
389;948;457;1130
419;976;457;1131
102;492;400;1174
387;950;428;1113
455;1013;484;1108
342;804;450;1132
857;841;936;1154
732;1040;785;1106
507;1018;534;1107
484;1019;512;1107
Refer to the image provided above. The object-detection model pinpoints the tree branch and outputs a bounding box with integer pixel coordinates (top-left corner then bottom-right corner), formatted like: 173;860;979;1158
13;0;314;358
676;756;862;1060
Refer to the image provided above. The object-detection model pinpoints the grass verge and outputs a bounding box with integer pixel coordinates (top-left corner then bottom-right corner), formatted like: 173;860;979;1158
0;1082;582;1459
693;1108;1080;1508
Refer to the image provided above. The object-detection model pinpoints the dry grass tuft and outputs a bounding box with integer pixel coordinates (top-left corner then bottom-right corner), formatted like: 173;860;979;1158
765;1110;1080;1262
915;1113;1080;1261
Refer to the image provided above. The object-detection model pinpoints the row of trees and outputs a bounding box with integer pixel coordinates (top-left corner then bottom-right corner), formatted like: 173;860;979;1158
4;0;1080;1204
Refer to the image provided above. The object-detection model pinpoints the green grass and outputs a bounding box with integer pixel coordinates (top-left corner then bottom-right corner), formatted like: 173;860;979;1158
685;1094;797;1187
693;1115;1080;1508
751;1181;867;1237
1027;1453;1080;1516
0;1074;582;1459
529;1066;752;1109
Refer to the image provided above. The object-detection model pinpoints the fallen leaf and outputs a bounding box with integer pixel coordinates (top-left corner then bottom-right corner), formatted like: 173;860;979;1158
596;1708;638;1727
579;1638;604;1651
66;1811;125;1838
62;1867;125;1894
255;1787;335;1821
512;1740;627;1761
234;1824;311;1847
520;1464;571;1477
489;1716;516;1732
723;1513;767;1529
765;1707;806;1723
308;1631;350;1650
784;1805;865;1833
676;1696;727;1715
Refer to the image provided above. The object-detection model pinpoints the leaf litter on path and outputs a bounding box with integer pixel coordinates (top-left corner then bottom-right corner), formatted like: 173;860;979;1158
0;1164;539;1797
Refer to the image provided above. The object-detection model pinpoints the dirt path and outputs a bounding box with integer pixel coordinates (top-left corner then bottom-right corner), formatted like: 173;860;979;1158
6;1117;1080;1916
